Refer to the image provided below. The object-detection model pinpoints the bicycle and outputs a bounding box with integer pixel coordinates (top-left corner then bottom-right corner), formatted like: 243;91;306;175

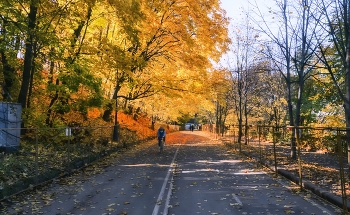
158;138;165;153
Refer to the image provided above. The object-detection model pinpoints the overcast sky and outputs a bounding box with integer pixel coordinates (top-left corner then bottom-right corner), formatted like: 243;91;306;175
220;0;275;24
218;0;276;68
220;0;248;20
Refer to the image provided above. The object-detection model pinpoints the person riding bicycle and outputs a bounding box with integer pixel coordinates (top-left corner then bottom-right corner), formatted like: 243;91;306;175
157;126;166;147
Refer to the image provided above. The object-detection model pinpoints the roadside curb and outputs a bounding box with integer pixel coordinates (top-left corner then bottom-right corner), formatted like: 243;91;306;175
241;148;350;211
277;168;350;211
210;134;349;212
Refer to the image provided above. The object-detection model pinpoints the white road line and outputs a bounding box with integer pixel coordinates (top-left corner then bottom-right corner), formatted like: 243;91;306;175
163;176;173;215
152;148;179;215
231;193;243;207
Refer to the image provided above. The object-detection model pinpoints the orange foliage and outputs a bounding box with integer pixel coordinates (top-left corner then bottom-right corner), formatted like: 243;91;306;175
62;111;85;125
165;133;210;145
87;108;101;119
117;111;155;139
117;111;178;140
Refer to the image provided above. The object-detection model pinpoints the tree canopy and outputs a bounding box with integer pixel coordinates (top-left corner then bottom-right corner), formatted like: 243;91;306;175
0;0;230;127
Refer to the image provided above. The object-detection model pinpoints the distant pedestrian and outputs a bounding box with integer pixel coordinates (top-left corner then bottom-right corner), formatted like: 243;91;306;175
190;124;194;132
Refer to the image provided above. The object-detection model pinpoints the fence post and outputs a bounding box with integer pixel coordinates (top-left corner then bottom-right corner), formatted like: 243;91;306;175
247;126;250;145
35;128;38;187
67;127;71;174
337;128;348;213
110;126;113;144
232;131;235;151
296;127;303;191
258;126;262;168
273;126;278;177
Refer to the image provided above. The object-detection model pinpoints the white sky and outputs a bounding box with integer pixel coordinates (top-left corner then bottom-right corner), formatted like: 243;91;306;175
220;0;275;19
218;0;276;69
220;0;275;24
220;0;249;20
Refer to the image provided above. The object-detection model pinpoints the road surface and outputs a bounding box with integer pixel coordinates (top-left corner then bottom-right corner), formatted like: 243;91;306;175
2;131;342;215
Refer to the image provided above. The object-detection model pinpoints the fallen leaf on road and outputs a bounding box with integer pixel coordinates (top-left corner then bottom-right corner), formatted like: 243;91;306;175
106;207;114;211
284;209;295;214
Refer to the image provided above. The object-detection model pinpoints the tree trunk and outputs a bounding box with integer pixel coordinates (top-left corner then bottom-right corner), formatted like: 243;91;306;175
18;4;37;109
345;103;350;163
216;101;219;134
345;0;350;163
244;99;248;145
0;51;15;101
0;20;15;101
287;78;296;159
238;97;243;151
282;0;296;159
46;79;59;127
27;41;37;108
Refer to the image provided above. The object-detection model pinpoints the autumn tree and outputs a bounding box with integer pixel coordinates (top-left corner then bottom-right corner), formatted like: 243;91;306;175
0;0;106;128
0;0;230;133
96;0;229;137
223;12;265;150
208;69;231;135
252;0;322;159
315;0;350;163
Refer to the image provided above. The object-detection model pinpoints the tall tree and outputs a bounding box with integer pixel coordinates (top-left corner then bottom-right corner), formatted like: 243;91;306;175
18;1;38;109
98;0;230;138
225;13;262;150
316;0;350;163
252;0;321;159
0;0;230;129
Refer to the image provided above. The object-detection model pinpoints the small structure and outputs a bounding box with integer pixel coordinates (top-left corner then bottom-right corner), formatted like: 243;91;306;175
0;102;22;153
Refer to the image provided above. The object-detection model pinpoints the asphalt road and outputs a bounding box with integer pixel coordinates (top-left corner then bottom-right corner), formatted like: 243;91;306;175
2;131;343;215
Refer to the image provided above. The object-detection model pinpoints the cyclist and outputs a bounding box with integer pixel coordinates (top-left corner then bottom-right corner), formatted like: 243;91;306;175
157;126;166;149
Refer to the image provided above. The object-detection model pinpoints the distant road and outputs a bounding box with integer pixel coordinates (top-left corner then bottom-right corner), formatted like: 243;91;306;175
3;131;341;215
